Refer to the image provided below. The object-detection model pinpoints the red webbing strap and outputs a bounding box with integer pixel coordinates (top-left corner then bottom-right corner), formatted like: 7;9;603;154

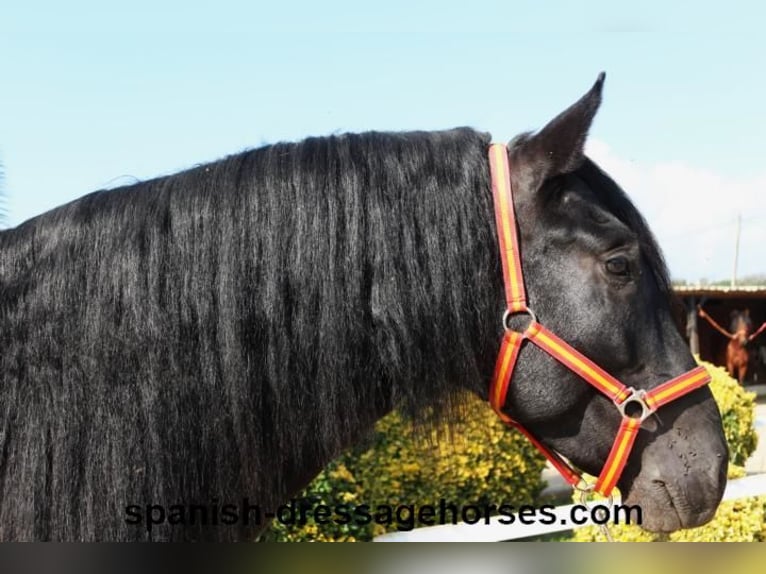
644;366;710;411
489;144;527;312
525;322;631;403
486;141;712;499
525;325;709;495
594;417;642;495
490;330;709;496
513;422;582;486
490;331;524;414
489;331;581;485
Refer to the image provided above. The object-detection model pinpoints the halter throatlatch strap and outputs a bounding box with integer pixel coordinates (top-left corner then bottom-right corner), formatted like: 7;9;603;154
487;143;711;497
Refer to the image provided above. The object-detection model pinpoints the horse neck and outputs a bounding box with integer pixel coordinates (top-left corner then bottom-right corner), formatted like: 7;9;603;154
242;131;504;503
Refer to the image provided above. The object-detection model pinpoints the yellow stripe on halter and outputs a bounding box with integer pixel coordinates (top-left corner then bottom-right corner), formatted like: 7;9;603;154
492;331;522;408
491;145;524;303
646;368;708;408
492;346;513;407
596;418;640;495
487;141;713;500
534;329;623;397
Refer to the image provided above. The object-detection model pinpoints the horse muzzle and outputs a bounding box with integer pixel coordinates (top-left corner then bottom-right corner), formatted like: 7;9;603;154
618;389;728;532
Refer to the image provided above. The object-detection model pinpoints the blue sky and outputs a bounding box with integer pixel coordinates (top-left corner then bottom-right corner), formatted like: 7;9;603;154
1;1;764;281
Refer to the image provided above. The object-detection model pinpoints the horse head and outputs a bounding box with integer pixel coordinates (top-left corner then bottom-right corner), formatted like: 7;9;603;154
730;309;752;346
494;75;728;532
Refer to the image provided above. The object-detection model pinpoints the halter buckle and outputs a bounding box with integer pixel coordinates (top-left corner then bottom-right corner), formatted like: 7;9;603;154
615;388;653;423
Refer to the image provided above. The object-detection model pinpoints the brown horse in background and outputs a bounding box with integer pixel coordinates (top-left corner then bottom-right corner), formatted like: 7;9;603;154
698;306;766;383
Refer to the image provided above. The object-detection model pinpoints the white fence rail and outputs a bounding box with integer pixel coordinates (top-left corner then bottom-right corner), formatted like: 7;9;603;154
374;474;766;542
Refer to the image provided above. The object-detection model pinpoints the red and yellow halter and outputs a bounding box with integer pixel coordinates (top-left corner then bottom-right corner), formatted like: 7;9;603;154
487;143;711;497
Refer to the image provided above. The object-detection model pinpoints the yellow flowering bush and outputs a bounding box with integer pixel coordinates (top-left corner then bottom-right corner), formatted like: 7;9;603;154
573;359;763;542
263;358;762;542
261;393;547;541
702;359;759;466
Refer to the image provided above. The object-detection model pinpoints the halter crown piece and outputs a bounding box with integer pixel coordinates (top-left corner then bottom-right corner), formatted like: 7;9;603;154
487;143;711;497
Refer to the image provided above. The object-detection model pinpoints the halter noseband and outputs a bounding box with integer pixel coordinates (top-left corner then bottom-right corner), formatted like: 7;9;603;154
487;143;710;497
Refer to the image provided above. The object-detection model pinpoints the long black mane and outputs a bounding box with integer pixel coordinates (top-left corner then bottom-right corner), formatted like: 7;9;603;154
0;126;673;540
0;128;509;540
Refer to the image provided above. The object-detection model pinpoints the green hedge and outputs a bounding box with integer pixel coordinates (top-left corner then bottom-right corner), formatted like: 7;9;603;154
261;394;547;541
572;359;763;542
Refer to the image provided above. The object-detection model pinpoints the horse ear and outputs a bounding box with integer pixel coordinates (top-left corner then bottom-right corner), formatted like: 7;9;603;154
512;72;605;191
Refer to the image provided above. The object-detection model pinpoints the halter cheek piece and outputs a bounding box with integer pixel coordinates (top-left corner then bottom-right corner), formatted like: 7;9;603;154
487;144;711;497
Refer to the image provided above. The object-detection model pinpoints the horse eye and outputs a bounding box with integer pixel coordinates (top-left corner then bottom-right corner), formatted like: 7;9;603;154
605;256;630;276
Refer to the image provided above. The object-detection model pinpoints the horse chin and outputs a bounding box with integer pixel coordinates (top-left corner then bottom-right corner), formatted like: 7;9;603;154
619;445;727;533
621;478;718;532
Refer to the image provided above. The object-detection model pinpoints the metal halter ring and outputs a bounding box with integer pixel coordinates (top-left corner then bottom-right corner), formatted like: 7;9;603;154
616;388;653;423
574;478;595;496
502;307;538;335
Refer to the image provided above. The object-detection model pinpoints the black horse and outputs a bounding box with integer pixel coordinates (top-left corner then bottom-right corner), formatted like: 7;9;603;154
0;75;727;541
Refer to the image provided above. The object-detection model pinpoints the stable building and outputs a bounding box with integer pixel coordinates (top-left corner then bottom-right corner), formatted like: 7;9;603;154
674;285;766;385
